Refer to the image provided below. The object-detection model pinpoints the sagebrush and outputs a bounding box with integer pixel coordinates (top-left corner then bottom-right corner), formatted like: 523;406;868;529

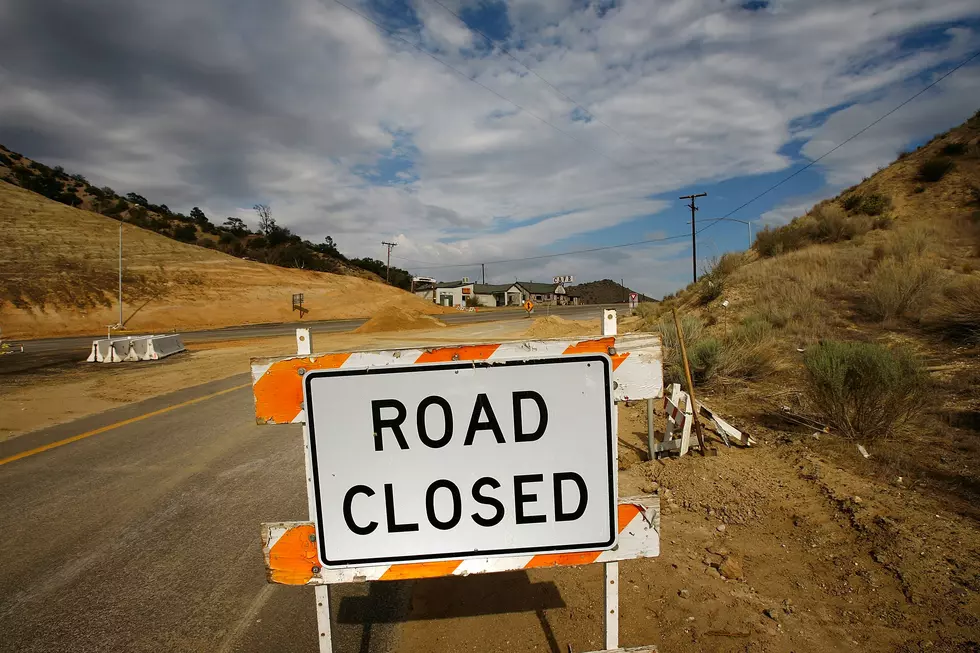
803;340;927;440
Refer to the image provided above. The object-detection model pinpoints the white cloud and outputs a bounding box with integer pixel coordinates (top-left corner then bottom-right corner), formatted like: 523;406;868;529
0;0;978;296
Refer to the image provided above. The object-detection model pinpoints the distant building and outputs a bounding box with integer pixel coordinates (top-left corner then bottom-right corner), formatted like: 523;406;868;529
414;280;579;307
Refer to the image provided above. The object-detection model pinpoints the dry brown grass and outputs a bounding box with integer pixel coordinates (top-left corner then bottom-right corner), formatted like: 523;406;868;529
0;181;448;337
923;276;980;344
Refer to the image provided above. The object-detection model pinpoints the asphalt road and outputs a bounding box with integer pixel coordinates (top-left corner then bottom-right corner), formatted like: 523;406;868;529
0;378;411;653
0;304;628;652
1;303;626;376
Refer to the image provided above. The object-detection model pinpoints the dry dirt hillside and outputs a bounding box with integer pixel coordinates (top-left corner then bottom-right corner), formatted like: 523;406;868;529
0;182;446;338
624;110;980;650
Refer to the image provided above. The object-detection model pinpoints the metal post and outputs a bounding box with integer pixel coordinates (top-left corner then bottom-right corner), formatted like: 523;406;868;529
604;561;619;650
297;328;332;653
647;397;655;461
118;223;123;326
482;263;485;285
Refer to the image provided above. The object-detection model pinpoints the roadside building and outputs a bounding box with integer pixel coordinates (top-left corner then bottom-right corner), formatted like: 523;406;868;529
514;281;580;306
414;280;523;307
415;279;579;307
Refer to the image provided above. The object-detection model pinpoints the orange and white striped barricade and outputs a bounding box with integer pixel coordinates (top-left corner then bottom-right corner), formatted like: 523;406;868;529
655;383;693;457
251;322;663;653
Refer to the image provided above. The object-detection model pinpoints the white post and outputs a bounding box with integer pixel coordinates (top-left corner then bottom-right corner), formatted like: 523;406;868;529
604;561;619;650
601;309;619;649
297;329;332;653
296;328;311;356
602;309;617;336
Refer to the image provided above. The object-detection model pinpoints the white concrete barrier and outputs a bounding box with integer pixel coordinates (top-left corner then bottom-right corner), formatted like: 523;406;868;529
144;334;185;360
86;334;185;362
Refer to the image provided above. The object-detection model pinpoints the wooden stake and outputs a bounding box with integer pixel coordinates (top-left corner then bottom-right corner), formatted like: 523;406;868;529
671;308;708;454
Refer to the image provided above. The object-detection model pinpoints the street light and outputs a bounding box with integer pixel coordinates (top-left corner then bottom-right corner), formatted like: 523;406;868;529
689;217;754;249
715;218;753;249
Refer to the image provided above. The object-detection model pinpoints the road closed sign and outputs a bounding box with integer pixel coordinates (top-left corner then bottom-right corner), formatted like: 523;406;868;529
303;355;616;567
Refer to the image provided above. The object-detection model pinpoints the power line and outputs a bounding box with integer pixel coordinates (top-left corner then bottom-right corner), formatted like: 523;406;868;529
329;0;627;170
422;0;625;140
696;48;980;237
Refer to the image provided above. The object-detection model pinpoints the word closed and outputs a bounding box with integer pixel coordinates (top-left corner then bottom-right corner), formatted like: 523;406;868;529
303;355;616;567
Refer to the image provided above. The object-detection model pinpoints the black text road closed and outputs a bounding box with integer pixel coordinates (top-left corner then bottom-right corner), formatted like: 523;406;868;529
303;355;616;567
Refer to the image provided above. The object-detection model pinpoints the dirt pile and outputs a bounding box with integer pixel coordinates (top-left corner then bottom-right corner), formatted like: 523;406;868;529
0;182;448;338
353;305;448;334
522;315;599;338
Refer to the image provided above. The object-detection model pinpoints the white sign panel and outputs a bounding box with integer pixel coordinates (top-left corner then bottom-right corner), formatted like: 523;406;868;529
303;355;616;567
553;275;574;284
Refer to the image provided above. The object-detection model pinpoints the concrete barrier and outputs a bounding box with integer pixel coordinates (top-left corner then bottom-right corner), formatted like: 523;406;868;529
86;334;185;362
144;334;185;360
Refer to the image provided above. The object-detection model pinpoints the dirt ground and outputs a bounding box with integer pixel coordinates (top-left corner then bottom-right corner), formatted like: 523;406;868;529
4;317;978;652
395;395;980;652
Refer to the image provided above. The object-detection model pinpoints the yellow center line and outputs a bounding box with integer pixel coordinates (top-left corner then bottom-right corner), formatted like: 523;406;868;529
0;383;251;466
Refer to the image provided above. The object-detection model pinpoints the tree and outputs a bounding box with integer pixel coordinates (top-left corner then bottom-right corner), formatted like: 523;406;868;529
189;206;208;225
222;216;248;236
173;224;197;242
254;204;276;235
126;192;148;207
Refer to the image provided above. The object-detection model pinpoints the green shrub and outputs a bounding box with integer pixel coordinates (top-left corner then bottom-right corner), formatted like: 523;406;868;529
918;157;954;182
857;193;890;216
698;278;723;305
913;186;925;194
0;152;11;166
173;224;197;242
941;142;967;156
865;257;939;321
633;302;660;320
732;314;773;343
803;341;927;440
754;224;806;257
841;195;861;211
688;337;721;383
807;204;868;242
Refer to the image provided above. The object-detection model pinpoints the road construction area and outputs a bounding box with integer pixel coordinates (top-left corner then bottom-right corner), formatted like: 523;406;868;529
1;310;977;653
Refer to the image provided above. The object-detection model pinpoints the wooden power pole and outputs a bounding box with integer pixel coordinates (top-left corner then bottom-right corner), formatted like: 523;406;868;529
679;193;707;283
381;241;397;284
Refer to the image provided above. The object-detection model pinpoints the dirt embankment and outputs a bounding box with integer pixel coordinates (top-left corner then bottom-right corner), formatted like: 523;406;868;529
0;182;450;338
353;306;447;334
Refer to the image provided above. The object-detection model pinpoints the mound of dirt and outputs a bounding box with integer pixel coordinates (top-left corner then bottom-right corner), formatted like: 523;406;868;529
523;315;599;338
353;306;448;334
0;182;449;338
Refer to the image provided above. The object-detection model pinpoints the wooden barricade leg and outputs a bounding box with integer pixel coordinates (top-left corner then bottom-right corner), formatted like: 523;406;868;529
646;397;655;461
296;329;334;653
604;561;619;650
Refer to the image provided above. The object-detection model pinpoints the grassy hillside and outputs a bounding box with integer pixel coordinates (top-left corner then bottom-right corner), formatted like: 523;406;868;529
0;145;418;289
0;182;447;338
640;109;980;507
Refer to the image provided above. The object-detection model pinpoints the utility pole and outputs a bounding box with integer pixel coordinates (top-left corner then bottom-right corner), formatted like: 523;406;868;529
679;193;707;283
118;222;123;326
482;263;485;285
621;278;626;303
381;241;397;284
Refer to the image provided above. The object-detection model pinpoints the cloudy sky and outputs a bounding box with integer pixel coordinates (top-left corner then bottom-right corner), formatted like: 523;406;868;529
1;0;978;296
